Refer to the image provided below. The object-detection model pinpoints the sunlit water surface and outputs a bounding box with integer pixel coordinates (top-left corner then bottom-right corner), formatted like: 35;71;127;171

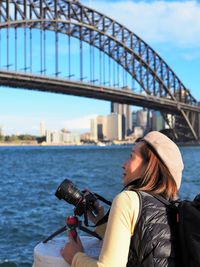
0;145;199;266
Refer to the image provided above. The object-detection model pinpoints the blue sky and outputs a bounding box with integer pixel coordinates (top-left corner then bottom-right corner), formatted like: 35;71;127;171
1;0;200;135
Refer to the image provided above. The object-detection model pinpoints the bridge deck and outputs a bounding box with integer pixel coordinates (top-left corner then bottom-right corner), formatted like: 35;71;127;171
0;70;199;115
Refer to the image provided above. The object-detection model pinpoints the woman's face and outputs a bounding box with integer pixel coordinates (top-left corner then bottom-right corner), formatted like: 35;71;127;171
122;142;147;186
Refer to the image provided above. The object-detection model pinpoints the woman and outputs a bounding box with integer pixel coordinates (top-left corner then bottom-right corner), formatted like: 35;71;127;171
61;131;184;267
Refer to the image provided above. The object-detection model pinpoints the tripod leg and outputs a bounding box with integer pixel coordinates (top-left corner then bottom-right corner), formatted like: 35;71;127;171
43;225;67;243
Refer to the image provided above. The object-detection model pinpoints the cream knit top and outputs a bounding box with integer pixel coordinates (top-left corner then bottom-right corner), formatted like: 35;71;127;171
71;190;140;267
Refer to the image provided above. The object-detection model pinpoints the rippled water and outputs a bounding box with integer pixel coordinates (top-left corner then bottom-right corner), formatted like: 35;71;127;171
0;145;199;266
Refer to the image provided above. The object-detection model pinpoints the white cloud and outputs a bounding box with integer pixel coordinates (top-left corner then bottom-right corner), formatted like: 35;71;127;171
0;115;41;135
182;50;200;61
84;0;200;49
62;114;97;131
0;114;98;135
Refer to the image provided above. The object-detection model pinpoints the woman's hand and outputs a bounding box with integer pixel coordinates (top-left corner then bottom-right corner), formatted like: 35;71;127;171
61;232;84;264
87;201;105;225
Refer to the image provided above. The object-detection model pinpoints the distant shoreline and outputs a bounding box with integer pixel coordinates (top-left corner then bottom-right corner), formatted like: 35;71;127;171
0;142;200;147
0;142;82;147
178;142;200;147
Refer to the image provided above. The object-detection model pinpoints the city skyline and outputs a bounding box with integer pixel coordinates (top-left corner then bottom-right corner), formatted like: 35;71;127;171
0;108;165;138
1;0;200;135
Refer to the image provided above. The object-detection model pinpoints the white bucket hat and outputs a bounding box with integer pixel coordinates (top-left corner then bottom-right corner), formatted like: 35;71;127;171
143;131;184;189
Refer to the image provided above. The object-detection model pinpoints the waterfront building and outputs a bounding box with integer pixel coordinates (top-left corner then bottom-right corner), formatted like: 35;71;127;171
132;111;137;129
125;104;132;136
46;130;51;143
151;111;165;131
106;113;122;141
96;115;107;140
71;132;80;144
90;113;122;141
39;121;46;137
51;131;63;144
63;131;80;144
80;132;91;142
46;130;80;144
111;102;132;138
90;118;98;141
133;126;144;138
136;109;148;130
165;114;175;129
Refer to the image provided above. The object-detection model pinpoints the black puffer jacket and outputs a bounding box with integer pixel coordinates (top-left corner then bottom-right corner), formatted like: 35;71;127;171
126;191;177;267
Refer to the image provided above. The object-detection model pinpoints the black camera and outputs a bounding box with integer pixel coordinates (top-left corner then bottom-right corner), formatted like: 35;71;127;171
55;179;98;216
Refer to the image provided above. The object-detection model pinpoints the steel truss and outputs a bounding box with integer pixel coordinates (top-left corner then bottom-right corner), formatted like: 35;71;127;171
0;0;200;140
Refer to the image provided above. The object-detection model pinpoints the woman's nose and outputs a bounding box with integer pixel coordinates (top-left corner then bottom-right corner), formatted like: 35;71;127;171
122;160;127;169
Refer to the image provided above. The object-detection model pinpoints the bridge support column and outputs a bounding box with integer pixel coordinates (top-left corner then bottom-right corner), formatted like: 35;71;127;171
198;113;200;140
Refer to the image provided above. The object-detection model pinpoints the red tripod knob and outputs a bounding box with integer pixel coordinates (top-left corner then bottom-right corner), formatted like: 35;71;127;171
66;216;79;242
66;216;79;228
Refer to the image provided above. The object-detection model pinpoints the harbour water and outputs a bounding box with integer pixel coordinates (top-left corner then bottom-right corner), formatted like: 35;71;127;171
0;145;199;267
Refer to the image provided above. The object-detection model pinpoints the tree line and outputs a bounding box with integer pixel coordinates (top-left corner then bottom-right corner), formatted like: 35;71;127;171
0;135;45;143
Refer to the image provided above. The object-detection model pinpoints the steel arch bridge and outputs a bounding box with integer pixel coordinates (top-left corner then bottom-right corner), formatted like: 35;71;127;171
0;0;200;141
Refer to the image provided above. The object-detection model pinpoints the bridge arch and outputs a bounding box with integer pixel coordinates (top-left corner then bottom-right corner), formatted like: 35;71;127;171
0;0;199;140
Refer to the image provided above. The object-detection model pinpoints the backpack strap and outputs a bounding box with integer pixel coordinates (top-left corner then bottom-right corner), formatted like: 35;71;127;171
151;194;179;211
152;194;171;206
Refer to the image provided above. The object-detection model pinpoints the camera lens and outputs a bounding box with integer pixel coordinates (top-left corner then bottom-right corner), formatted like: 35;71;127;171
55;179;83;206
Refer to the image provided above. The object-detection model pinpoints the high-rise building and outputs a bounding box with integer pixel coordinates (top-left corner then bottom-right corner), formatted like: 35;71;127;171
80;132;91;141
111;102;132;138
40;121;46;137
63;132;80;144
46;130;52;143
132;111;137;128
133;126;144;139
97;115;107;140
46;130;80;144
151;111;165;131
106;113;122;141
165;114;175;129
90;116;107;141
90;114;122;141
136;109;148;129
124;104;132;136
51;131;63;143
90;118;98;141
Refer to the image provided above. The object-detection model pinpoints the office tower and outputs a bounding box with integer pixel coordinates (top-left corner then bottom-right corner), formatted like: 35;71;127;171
63;132;80;144
125;104;132;135
51;131;62;144
136;109;148;130
165;114;175;129
151;111;165;131
107;113;122;141
80;132;91;141
46;130;52;143
132;111;137;128
97;115;107;140
90;118;98;141
90;116;107;141
46;130;80;144
90;114;122;141
111;102;132;138
40;121;46;136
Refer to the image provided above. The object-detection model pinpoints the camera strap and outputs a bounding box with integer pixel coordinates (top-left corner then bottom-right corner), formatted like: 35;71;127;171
94;181;141;227
93;193;112;206
88;193;112;227
95;210;110;227
82;193;112;228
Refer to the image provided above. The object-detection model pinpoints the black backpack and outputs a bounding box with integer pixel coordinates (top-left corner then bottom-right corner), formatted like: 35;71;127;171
153;194;200;267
